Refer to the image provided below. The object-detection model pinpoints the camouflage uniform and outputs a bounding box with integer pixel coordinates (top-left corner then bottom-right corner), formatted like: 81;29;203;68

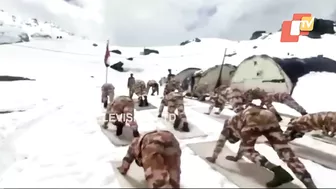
130;79;148;106
284;111;336;141
192;82;209;101
159;77;167;86
206;105;316;188
243;88;280;121
117;130;181;188
167;69;174;82
127;75;135;98
102;96;140;137
101;83;115;108
163;77;183;95
206;87;245;115
158;91;189;132
206;84;229;115
147;80;159;96
244;87;308;116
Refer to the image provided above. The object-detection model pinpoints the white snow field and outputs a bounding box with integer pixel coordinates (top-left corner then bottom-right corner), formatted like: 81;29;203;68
1;11;336;188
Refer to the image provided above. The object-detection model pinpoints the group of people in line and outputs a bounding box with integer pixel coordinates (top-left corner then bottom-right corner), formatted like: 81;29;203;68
100;68;336;188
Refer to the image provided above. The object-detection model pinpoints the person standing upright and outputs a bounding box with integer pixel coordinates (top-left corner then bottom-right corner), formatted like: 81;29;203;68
127;73;135;98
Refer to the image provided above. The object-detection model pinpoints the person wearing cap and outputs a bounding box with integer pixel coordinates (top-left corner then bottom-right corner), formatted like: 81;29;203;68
167;69;174;82
127;73;135;98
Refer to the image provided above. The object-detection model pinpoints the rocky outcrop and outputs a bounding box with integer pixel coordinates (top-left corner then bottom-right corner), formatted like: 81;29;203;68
273;56;336;92
142;48;159;55
180;38;202;45
0;75;35;81
110;61;124;72
18;33;29;42
0;109;25;114
250;31;266;40
111;49;122;55
30;33;52;38
306;18;335;39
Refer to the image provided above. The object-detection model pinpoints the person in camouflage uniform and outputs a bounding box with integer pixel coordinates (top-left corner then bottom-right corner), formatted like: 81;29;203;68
102;95;140;137
205;105;317;188
159;77;167;87
127;73;135;98
163;76;183;95
158;91;189;132
284;111;336;141
130;79;148;107
192;82;209;101
206;84;229;115
205;86;245;115
147;79;159;96
185;70;208;101
167;69;174;82
101;83;115;108
244;87;308;116
117;130;181;188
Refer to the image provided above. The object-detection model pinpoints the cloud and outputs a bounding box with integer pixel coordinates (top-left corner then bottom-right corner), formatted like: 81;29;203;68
1;0;336;46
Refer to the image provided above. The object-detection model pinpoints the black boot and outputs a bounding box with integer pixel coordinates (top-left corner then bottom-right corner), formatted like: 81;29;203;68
290;130;304;140
115;121;125;136
138;97;144;107
158;114;162;117
301;111;308;116
198;96;206;101
300;171;317;188
266;166;294;187
133;130;140;137
103;101;108;108
185;92;192;97
116;125;123;136
181;122;190;132
275;112;283;122
143;96;149;106
173;115;181;129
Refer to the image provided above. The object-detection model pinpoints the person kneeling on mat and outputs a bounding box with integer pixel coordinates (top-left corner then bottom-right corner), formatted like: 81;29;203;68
117;130;181;188
102;95;140;137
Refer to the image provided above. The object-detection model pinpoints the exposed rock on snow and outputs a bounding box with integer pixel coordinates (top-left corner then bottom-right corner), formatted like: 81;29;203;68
180;38;202;45
0;26;30;44
0;109;26;114
111;49;122;55
141;48;159;55
110;61;124;72
0;75;35;81
273;56;336;90
249;30;266;40
307;18;335;39
30;33;52;39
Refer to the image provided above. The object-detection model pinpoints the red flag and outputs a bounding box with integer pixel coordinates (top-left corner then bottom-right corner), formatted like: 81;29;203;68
104;40;110;67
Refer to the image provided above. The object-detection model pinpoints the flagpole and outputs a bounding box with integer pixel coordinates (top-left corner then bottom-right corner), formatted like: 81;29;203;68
105;66;108;83
215;48;228;89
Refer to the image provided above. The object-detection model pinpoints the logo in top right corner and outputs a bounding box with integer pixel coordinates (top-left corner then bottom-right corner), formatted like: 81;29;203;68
280;13;314;42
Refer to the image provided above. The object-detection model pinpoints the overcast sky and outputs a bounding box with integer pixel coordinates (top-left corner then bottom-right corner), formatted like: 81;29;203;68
1;0;335;46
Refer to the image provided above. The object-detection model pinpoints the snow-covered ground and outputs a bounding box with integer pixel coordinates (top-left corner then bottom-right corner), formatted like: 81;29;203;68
0;9;76;44
1;10;336;188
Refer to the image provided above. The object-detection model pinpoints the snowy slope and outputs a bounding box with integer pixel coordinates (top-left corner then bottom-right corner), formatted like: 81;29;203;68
1;10;336;188
0;9;73;44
